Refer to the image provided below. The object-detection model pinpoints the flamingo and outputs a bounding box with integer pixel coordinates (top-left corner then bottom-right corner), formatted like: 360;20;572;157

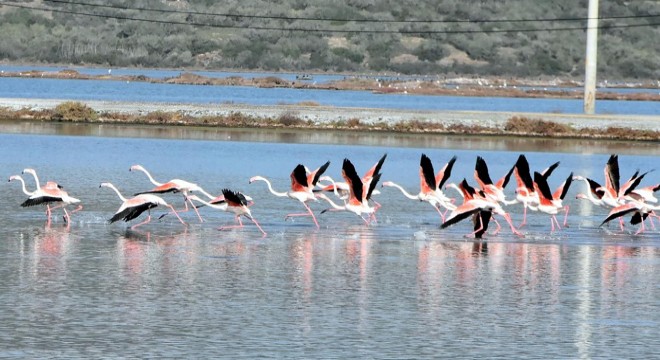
318;154;387;202
188;190;266;236
573;175;607;207
441;179;523;237
249;161;330;229
20;168;71;220
600;195;659;234
318;158;381;225
512;155;559;227
130;164;215;223
100;182;185;230
474;156;517;205
631;183;660;203
382;153;456;221
533;171;573;232
11;173;81;226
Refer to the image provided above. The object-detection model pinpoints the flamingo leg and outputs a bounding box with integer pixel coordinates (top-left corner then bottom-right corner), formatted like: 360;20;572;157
131;214;152;230
285;202;319;229
184;195;204;223
249;216;267;237
467;215;484;238
432;204;446;222
491;218;502;235
166;205;186;226
503;214;524;237
619;217;625;231
219;216;245;231
562;205;570;227
648;213;657;230
518;204;528;229
635;218;646;235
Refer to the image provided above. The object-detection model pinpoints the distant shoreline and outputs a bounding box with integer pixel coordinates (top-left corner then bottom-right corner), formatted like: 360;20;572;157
2;67;659;102
1;98;659;142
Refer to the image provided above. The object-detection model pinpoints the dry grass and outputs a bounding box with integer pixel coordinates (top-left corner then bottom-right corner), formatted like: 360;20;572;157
504;116;573;136
51;101;98;121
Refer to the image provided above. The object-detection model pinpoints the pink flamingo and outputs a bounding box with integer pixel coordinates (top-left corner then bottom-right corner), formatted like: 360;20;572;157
100;182;185;230
249;161;330;229
188;189;266;237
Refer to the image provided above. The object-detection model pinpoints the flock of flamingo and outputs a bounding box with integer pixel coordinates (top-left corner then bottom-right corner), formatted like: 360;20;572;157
7;153;660;238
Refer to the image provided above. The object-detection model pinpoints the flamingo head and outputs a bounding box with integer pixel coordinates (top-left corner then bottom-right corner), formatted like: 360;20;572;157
573;175;586;181
576;193;587;200
129;164;145;172
381;181;394;187
8;175;21;182
249;176;265;184
22;168;36;176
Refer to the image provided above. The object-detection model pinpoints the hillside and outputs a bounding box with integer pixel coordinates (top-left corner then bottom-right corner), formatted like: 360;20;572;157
0;0;658;80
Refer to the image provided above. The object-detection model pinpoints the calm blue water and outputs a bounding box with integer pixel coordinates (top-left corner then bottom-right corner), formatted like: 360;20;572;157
1;74;658;115
0;130;659;357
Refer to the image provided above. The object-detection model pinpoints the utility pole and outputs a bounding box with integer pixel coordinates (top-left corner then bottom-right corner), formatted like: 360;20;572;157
583;0;599;114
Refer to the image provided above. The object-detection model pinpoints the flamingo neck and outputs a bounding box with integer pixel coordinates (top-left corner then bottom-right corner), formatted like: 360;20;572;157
26;171;41;189
257;178;288;197
136;167;162;187
385;182;419;200
319;195;346;210
105;183;127;202
13;176;33;195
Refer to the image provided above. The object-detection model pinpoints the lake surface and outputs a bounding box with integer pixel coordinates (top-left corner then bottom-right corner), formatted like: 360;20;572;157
1;76;659;115
1;129;659;357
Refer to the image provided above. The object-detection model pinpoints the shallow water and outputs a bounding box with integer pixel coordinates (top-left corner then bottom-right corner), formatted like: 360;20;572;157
1;130;659;357
1;76;659;115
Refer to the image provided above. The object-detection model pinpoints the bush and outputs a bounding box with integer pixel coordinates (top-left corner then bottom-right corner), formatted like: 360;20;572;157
51;101;98;121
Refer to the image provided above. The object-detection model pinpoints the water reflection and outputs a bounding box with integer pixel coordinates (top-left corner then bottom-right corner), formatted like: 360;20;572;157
2;121;660;155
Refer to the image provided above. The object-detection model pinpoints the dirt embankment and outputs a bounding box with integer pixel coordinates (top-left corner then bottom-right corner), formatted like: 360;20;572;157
1;98;659;142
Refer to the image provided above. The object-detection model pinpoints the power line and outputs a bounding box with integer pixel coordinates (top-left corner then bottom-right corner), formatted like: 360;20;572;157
38;0;660;24
1;2;658;35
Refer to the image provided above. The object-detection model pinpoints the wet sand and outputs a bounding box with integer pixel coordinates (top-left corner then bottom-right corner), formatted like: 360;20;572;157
1;97;659;132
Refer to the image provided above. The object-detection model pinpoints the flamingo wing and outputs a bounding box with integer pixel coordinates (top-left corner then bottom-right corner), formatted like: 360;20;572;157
222;188;248;207
134;182;179;195
495;163;516;189
21;196;62;207
600;202;638;226
533;172;554;203
308;161;331;187
620;171;648;197
342;158;363;203
362;153;387;182
366;172;382;201
420;153;436;193
291;164;309;191
435;155;457;189
474;156;493;189
459;179;477;200
441;202;481;229
604;154;620;195
552;172;573;200
541;161;560;178
514;154;534;191
110;202;157;223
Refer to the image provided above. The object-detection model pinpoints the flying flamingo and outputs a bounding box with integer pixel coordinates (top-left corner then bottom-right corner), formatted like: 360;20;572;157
382;153;456;221
187;190;266;237
318;158;382;225
100;182;185;230
573;175;607;207
11;171;82;226
130;164;215;223
441;179;523;237
533;171;573;232
249;161;330;229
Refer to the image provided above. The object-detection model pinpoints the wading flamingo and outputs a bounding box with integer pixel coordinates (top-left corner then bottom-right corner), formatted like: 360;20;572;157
11;172;81;226
101;182;185;230
188;190;266;236
318;158;382;225
533;171;573;232
382;153;456;221
249;161;330;229
441;179;523;238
